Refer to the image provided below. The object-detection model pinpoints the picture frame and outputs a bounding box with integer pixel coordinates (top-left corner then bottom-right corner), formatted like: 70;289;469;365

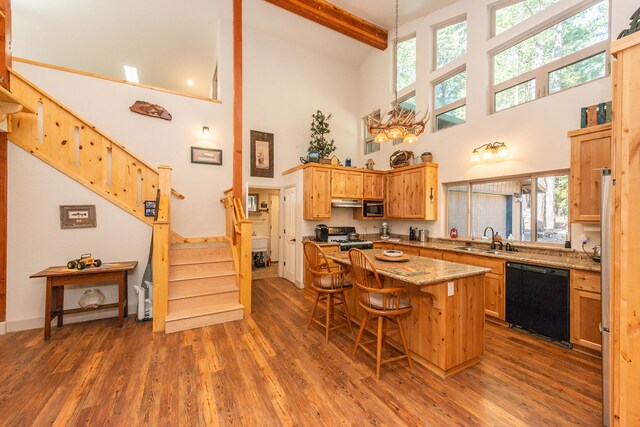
191;146;222;165
248;194;259;212
144;200;157;217
60;205;97;229
250;130;274;178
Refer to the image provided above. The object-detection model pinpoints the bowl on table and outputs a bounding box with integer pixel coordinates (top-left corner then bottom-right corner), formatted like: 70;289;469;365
383;250;403;257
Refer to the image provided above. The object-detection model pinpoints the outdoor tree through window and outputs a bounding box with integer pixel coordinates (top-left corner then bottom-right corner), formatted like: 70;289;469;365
396;36;416;92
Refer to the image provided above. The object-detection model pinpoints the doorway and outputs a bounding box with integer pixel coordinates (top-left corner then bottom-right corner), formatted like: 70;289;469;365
247;187;280;280
282;186;297;284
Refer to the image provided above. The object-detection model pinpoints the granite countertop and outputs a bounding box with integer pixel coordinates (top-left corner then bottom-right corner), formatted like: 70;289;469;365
304;236;601;272
325;249;490;286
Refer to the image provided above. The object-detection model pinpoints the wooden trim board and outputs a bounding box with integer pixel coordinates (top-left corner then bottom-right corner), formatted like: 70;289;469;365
233;0;242;198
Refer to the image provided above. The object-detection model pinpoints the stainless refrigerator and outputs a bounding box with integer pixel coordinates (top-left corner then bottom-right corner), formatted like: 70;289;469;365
600;168;612;426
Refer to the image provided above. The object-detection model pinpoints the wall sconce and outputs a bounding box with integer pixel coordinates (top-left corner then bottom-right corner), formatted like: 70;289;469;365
202;126;210;138
471;142;508;162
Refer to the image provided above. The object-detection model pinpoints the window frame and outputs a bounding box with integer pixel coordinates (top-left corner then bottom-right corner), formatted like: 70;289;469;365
445;169;570;245
363;109;381;155
432;66;467;132
394;33;417;93
392;91;417;145
433;14;467;71
490;0;560;38
489;0;611;114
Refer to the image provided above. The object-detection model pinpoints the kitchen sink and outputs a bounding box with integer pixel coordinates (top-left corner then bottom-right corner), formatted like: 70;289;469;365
454;246;502;255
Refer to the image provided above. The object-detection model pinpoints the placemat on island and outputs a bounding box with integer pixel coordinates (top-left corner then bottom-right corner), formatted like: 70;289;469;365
378;265;428;277
374;254;410;262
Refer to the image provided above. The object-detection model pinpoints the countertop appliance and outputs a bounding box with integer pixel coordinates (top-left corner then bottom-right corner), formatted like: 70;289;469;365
380;222;390;239
506;262;570;345
600;168;612;426
363;200;384;218
315;224;329;242
326;226;373;251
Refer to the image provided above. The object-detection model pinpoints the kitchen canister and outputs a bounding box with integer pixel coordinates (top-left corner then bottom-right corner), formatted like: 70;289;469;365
419;229;429;242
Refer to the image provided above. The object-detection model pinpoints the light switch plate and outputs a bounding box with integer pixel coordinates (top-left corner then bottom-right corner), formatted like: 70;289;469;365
448;282;454;296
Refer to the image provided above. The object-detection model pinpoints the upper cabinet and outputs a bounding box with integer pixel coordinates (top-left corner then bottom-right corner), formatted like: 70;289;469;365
303;167;331;220
331;170;363;199
363;172;385;199
568;123;612;223
386;164;438;220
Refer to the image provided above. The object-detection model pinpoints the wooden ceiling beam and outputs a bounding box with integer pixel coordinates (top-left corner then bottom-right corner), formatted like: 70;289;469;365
264;0;388;50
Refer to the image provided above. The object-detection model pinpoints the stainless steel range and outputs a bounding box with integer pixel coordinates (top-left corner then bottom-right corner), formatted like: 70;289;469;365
326;226;373;251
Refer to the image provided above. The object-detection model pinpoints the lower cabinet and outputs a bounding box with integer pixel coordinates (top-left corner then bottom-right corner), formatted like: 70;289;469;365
570;270;602;351
419;248;443;259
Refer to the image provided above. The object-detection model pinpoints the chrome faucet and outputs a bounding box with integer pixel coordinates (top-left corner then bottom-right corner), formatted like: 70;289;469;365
483;226;497;250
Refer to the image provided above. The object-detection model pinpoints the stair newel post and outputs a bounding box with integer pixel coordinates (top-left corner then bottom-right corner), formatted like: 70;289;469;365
239;218;252;314
152;165;172;332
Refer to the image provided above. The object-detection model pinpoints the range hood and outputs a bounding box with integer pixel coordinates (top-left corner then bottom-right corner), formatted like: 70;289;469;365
331;199;362;208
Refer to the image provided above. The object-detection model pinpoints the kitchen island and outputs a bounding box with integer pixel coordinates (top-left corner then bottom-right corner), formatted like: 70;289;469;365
326;249;490;378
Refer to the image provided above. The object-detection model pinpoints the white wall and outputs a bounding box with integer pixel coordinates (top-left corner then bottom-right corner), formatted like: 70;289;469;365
355;0;637;249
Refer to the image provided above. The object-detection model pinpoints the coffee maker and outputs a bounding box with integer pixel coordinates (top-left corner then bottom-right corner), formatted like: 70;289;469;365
315;224;329;242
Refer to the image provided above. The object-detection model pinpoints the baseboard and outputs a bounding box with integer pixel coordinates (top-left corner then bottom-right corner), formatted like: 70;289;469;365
6;308;120;333
0;322;6;335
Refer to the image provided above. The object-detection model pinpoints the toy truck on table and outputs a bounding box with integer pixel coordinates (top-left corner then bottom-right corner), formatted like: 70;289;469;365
67;254;102;270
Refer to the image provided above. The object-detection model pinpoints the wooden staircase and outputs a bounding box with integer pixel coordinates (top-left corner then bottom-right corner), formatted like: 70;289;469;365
165;241;243;333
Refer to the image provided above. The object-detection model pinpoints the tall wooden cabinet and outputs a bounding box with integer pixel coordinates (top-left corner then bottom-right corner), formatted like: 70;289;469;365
303;167;331;220
385;163;438;220
610;32;640;426
568;123;612;223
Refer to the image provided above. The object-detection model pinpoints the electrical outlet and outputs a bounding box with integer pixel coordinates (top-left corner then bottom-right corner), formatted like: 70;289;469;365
448;282;454;296
580;234;589;244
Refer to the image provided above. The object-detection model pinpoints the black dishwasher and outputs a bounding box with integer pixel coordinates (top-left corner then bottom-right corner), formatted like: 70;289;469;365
506;262;570;345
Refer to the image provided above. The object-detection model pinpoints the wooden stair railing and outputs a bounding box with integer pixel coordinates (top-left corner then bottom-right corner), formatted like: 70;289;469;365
152;166;172;332
7;68;184;226
222;193;252;314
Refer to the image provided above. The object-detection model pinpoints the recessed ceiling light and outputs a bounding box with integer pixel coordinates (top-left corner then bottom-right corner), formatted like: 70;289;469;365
123;65;139;83
187;79;194;86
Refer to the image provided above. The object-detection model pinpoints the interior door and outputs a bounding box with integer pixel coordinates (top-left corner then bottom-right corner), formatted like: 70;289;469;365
283;186;297;283
269;193;279;262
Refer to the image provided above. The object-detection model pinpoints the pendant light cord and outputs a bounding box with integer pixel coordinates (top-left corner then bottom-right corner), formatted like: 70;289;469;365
394;0;399;105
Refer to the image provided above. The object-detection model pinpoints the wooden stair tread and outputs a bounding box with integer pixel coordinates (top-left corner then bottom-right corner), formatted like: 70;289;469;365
170;258;233;266
171;242;230;250
168;282;238;301
169;270;237;283
166;302;244;322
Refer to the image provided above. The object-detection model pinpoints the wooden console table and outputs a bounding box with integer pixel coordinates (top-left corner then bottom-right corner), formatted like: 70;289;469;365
30;261;137;340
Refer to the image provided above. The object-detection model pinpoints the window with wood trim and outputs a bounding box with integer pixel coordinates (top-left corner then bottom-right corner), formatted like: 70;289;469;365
434;16;467;70
364;110;381;155
434;69;466;131
492;0;561;36
396;35;416;92
491;0;609;113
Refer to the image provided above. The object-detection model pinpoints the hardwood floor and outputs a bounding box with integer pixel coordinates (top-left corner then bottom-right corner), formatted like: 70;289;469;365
0;277;601;426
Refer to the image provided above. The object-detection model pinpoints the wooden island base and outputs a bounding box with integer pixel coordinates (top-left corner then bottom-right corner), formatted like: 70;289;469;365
344;273;485;378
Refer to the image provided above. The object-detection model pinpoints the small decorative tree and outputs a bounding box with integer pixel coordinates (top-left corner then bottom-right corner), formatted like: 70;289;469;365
308;110;336;159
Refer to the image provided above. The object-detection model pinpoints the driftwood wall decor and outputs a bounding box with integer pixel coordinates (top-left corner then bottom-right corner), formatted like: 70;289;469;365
129;101;172;121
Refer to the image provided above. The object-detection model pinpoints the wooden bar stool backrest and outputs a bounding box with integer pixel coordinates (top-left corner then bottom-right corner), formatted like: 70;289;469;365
348;249;407;313
303;241;346;291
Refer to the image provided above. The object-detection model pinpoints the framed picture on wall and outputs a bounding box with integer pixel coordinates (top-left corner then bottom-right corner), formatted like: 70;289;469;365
59;205;97;229
191;146;222;165
250;130;274;178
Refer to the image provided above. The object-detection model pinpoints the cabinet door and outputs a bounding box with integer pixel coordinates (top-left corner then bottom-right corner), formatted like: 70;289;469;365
346;171;363;198
363;173;385;199
386;173;404;218
304;168;331;220
484;272;505;320
403;168;426;218
569;127;611;223
419;248;443;259
570;289;602;351
393;244;420;255
424;165;438;221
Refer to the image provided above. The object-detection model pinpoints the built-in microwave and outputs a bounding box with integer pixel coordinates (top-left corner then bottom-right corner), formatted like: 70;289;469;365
363;200;384;218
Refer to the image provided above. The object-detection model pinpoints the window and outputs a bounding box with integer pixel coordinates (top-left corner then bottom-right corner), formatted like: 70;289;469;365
491;1;609;112
434;70;466;130
363;110;381;155
396;36;416;91
446;172;569;244
393;92;416;145
434;17;467;69
493;0;560;36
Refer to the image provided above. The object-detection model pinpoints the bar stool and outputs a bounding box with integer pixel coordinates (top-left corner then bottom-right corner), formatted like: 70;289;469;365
303;241;354;343
348;248;413;380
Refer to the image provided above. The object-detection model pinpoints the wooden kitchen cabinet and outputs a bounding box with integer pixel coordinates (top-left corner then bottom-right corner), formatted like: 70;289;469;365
363;173;385;199
419;248;443;259
570;269;601;351
331;170;363;199
568;124;611;223
385;164;438;220
392;244;420;256
442;252;505;320
303;167;331;220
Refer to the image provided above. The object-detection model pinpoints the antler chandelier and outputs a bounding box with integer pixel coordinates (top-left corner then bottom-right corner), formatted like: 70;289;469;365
366;0;430;145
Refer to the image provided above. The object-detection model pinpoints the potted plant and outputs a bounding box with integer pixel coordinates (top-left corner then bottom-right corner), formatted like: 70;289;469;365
308;110;336;163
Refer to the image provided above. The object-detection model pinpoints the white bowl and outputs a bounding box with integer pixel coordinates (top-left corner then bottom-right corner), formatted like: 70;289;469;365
380;235;390;240
384;250;403;257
